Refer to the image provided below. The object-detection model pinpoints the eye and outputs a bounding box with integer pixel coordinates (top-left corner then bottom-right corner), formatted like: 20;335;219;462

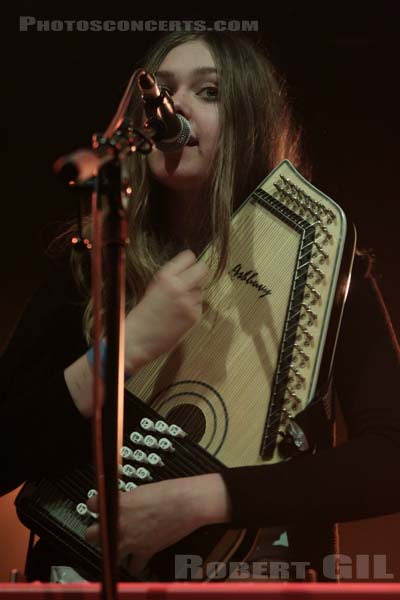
197;86;219;101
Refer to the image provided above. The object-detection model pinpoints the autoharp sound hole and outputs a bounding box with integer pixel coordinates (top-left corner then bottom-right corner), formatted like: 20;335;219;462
166;404;206;444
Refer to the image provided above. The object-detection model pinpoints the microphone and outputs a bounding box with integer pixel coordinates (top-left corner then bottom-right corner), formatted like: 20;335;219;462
138;71;191;152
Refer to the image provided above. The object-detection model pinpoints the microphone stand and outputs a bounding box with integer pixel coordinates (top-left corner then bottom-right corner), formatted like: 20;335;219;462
95;157;126;600
54;69;166;600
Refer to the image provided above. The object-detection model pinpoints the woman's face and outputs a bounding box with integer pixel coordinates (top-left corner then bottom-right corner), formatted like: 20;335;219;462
146;40;220;193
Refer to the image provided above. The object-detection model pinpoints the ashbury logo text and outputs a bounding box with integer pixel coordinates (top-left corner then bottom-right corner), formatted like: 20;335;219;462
229;263;272;299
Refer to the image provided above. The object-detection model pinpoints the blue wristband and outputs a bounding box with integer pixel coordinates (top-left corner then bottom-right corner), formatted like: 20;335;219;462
86;340;106;379
87;340;132;381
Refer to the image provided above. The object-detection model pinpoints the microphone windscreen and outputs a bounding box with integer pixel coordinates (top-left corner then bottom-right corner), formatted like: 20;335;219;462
155;115;191;153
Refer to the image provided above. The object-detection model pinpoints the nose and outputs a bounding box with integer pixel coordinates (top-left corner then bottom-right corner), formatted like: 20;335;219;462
170;89;192;121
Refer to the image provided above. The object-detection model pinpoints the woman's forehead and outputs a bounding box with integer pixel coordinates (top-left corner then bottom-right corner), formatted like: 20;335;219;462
157;41;216;78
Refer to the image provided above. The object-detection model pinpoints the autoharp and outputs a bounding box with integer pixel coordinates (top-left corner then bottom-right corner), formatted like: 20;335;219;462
16;160;356;581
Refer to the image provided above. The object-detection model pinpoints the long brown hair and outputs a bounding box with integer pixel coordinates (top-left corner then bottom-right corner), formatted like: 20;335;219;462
69;31;306;341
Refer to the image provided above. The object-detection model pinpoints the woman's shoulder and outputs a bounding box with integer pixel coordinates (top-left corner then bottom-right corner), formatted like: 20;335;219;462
35;250;89;308
3;252;87;352
336;247;399;374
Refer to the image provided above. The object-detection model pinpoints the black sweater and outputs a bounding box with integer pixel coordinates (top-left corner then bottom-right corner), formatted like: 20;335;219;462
1;252;399;579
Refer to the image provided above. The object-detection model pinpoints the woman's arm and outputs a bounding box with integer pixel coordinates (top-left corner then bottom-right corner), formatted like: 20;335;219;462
0;262;91;495
64;249;208;417
1;250;208;494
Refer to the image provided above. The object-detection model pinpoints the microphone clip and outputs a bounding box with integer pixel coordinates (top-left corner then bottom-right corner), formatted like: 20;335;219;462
142;87;171;112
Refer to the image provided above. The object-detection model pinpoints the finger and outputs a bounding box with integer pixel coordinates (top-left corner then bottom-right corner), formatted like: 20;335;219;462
186;288;203;307
161;250;197;277
125;553;149;577
86;496;99;512
85;523;100;547
179;261;209;289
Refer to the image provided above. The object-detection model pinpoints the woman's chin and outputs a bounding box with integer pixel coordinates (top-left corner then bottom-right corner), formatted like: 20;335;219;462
148;148;209;187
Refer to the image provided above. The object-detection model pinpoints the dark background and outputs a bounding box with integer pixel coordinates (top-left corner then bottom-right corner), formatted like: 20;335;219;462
2;0;400;581
3;2;399;341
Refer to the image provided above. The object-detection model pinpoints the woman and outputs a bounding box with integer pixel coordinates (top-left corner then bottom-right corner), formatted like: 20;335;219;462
1;31;399;582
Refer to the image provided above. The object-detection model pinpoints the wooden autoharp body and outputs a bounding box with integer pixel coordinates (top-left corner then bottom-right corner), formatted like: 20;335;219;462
126;159;356;466
16;160;356;581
